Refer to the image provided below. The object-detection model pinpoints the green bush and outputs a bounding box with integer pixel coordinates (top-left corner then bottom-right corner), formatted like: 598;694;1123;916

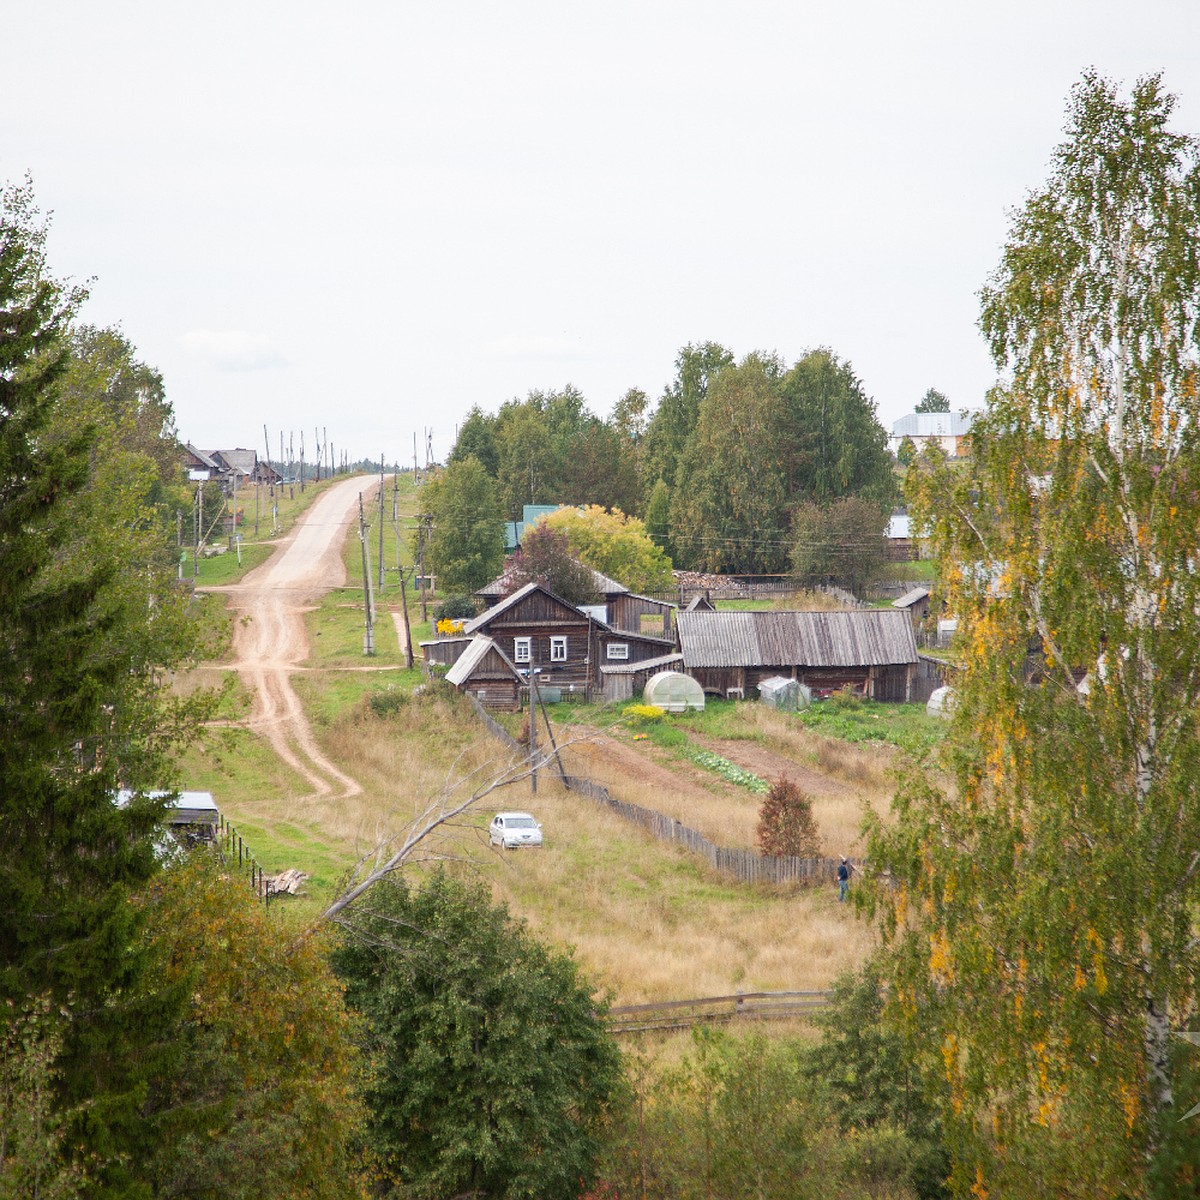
367;686;408;717
435;594;478;622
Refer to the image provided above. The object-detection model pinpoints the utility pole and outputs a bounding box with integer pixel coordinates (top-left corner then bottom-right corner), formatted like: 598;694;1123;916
299;430;306;492
398;567;415;668
359;493;375;656
528;669;539;795
193;479;202;592
377;455;385;591
417;513;429;622
229;470;238;549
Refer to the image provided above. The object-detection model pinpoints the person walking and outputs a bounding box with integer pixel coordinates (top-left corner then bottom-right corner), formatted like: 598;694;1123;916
837;857;850;902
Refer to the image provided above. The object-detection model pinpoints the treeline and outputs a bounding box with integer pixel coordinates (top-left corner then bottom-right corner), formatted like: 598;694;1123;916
443;342;898;580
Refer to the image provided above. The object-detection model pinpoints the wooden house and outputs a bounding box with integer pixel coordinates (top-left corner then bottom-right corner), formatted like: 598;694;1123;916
182;443;221;480
674;608;919;701
439;582;597;708
434;580;677;708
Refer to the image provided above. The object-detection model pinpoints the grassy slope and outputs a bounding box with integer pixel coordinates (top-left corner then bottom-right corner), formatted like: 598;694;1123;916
179;490;942;1005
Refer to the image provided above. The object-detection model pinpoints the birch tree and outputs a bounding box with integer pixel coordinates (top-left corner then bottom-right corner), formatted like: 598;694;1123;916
871;73;1200;1196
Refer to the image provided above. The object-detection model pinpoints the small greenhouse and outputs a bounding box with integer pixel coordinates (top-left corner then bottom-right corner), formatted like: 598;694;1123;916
926;685;955;718
642;670;705;713
757;676;811;711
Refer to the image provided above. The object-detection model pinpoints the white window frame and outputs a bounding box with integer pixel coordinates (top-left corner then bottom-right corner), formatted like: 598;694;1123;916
607;642;629;661
550;636;567;662
513;637;531;663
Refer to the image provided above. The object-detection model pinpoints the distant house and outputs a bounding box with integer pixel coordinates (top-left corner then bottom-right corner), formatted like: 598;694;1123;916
182;446;282;491
674;608;919;701
889;411;976;458
885;512;928;561
503;504;562;552
182;443;221;480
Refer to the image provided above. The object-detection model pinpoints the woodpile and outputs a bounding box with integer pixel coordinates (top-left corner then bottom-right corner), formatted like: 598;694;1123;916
267;868;308;896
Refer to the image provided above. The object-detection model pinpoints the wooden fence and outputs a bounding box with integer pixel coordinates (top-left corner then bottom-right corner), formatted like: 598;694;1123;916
466;695;846;888
215;813;275;902
607;990;832;1034
561;774;841;886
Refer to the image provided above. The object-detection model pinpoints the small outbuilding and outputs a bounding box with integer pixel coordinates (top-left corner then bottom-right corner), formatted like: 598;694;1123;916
757;676;811;711
642;670;705;713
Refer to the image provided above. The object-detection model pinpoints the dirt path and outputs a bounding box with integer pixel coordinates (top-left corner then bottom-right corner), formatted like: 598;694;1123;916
211;475;380;799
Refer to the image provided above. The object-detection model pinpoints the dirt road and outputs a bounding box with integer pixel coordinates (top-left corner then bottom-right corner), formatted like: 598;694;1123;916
220;475;377;799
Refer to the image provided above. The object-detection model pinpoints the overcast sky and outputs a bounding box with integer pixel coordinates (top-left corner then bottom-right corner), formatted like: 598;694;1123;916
6;2;1199;465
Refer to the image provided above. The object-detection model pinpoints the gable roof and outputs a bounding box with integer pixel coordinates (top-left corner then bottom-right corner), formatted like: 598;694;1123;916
675;609;918;669
212;448;258;476
476;563;629;602
445;636;520;686
464;581;592;634
183;444;221;471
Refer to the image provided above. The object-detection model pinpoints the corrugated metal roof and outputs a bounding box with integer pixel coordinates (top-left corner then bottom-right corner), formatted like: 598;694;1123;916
599;652;684;676
676;609;917;668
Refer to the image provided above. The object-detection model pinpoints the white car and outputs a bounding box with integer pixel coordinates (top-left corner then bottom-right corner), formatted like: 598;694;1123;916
489;811;543;850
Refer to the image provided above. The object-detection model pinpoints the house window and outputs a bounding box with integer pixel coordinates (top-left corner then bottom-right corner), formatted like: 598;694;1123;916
514;637;531;663
550;636;567;662
607;642;629;660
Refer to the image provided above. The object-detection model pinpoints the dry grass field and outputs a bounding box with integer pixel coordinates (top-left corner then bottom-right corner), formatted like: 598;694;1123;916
177;485;898;1008
183;673;886;1006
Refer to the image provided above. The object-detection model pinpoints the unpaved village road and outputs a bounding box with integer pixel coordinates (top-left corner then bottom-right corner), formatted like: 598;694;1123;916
214;476;376;800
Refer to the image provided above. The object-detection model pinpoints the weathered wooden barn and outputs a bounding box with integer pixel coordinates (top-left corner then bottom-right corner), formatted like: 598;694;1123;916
674;608;919;701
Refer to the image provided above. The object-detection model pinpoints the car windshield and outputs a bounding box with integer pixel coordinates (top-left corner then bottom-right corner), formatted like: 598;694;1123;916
508;817;536;828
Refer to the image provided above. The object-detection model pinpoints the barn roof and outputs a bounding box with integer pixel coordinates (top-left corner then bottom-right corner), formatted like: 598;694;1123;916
675;609;918;669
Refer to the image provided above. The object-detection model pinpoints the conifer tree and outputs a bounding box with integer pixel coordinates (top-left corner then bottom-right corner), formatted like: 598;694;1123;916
0;178;206;1195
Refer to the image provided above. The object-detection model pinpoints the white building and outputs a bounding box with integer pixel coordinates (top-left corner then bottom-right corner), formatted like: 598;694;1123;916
890;411;976;458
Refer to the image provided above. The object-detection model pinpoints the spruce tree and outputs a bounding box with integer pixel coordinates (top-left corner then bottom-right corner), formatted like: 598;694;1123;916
0;178;190;1196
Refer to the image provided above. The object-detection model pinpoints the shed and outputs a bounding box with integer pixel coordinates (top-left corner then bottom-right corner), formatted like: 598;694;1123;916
675;608;918;701
599;652;685;703
757;676;810;711
642;670;705;713
445;635;525;710
893;587;931;620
